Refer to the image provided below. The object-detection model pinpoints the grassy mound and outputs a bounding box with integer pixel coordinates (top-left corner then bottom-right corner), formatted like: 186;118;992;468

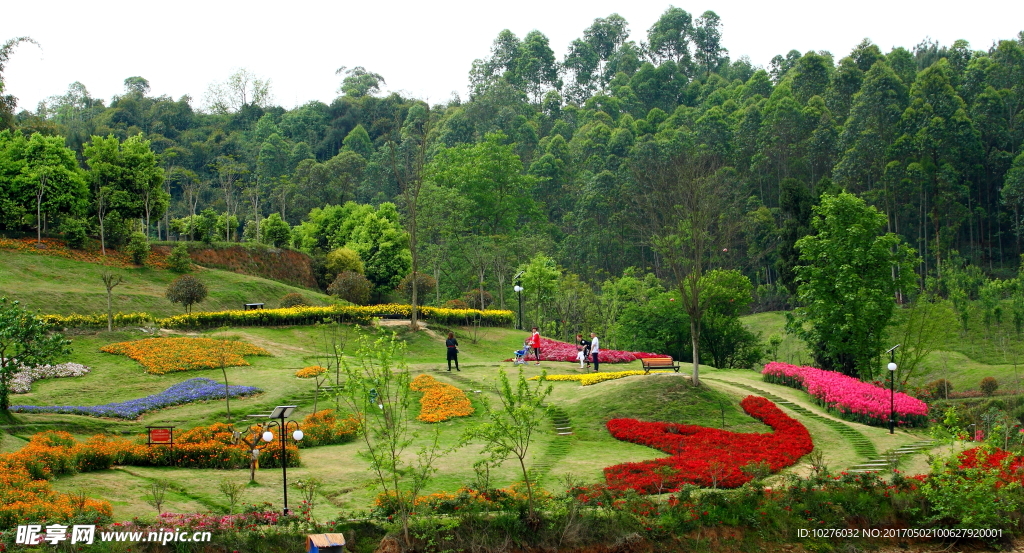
0;250;329;318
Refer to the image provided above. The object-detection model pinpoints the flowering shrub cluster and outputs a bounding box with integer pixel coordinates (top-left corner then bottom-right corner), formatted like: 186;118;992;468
297;409;360;447
295;365;327;378
762;362;928;427
409;374;474;422
532;370;674;386
604;396;813;492
155;303;513;330
8;361;90;394
507;337;668;363
0;431;116;528
11;378;262;419
100;337;271;375
371;484;549;518
0;237;168;269
39;312;152;329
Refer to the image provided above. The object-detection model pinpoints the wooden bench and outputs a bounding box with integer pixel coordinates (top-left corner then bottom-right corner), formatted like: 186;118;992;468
640;357;680;374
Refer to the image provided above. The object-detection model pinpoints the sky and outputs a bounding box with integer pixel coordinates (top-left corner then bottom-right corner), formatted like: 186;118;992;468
3;0;1023;113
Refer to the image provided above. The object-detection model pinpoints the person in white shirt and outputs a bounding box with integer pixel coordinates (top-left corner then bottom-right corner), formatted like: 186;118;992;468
590;332;600;372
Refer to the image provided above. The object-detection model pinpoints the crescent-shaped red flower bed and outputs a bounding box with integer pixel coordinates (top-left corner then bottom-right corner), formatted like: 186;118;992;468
604;396;813;492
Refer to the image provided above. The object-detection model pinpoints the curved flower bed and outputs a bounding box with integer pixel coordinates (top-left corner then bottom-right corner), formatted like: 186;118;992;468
532;370;674;386
8;361;90;394
100;337;271;375
507;337;668;363
410;374;474;422
762;362;928;427
604;396;813;493
10;378;262;419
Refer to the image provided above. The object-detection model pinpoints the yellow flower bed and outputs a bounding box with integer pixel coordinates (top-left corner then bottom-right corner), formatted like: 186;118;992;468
296;365;328;378
410;374;474;423
100;337;271;375
155;304;514;329
531;370;673;386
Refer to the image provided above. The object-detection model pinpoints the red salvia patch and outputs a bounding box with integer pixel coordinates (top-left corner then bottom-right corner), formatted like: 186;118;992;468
603;396;813;492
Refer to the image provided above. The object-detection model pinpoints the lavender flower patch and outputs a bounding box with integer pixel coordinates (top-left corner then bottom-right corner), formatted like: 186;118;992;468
11;362;91;394
10;378;262;419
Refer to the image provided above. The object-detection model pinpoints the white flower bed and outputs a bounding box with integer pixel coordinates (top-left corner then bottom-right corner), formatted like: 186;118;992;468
6;360;91;393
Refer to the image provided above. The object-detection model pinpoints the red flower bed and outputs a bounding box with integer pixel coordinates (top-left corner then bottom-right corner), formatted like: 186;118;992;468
505;337;668;363
603;396;813;492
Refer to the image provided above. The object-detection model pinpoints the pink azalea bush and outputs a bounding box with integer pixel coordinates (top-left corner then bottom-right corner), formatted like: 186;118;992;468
507;337;669;363
762;362;928;427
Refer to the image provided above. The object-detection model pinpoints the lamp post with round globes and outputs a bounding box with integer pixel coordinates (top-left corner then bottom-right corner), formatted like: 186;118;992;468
260;406;303;514
886;344;900;435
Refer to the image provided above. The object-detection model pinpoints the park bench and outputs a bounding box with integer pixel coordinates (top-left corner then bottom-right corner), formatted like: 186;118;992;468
640;356;680;374
243;303;264;310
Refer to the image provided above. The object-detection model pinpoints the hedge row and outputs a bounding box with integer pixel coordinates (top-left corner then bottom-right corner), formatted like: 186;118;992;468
42;304;514;330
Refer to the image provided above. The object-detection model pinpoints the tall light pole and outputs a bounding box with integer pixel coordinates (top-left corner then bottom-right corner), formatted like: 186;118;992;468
261;406;303;515
886;344;900;435
513;270;525;331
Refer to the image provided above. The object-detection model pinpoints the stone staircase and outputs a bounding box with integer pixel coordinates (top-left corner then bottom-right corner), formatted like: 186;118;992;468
528;404;575;483
701;378;877;459
846;440;934;473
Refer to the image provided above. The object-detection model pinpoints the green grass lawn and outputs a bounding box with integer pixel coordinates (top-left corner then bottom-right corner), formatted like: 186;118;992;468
0;250;329;317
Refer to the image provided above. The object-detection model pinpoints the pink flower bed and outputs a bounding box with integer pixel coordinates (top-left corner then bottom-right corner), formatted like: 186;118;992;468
506;337;669;363
761;362;928;427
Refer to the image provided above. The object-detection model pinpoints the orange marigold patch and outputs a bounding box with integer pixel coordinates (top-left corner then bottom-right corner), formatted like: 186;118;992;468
100;337;271;375
409;374;474;423
296;365;327;378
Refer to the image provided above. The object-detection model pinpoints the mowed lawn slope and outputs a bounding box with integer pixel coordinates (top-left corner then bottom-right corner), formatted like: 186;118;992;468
0;250;329;317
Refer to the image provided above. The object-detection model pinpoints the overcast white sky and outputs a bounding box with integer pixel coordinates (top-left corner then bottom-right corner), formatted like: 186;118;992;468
3;0;1022;113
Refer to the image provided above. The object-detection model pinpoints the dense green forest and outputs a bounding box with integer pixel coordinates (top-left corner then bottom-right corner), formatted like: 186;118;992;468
2;10;1024;378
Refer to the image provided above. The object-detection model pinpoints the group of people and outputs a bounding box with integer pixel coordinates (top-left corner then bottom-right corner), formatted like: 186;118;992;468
444;327;601;372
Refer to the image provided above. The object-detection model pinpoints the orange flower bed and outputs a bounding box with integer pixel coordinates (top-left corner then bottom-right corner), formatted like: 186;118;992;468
296;365;327;378
409;374;474;423
100;337;271;375
0;236;169;269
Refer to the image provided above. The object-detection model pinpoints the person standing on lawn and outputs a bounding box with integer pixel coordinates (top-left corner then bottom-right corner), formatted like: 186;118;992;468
529;327;542;365
576;333;591;369
446;332;460;371
590;332;600;372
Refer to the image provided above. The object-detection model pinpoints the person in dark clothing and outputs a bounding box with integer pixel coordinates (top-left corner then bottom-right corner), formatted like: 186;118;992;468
576;333;591;369
446;332;460;371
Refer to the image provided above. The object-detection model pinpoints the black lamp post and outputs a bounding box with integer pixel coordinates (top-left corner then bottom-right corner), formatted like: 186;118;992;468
886;345;900;435
261;406;303;515
514;282;524;331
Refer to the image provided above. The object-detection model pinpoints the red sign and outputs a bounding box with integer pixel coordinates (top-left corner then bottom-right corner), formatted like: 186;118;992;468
149;428;173;444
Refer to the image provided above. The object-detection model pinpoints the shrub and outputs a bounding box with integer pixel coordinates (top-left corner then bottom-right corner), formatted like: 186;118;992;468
59;217;89;249
925;378;954;400
328;271;372;305
166;274;208;313
167;243;192;273
444;299;469;309
397;272;437;302
325;247;364;276
123;232;151;265
981;376;999;396
279;292;308;308
462;289;493;309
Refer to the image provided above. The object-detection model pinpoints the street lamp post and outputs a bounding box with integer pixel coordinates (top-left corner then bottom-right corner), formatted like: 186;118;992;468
514;282;524;331
261;406;303;515
886;345;900;435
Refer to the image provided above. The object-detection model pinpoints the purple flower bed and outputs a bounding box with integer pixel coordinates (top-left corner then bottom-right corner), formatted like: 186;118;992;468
10;378;262;419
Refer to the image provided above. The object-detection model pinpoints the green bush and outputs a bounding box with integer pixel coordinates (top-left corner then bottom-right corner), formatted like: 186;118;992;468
261;213;291;247
166;274;208;313
123;232;151;265
279;292;308;308
981;377;1000;396
325;247;364;275
59;217;89;249
167;243;192;273
328;271;372;305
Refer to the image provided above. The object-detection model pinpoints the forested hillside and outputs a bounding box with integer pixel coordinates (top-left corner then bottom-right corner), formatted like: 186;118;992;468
2;11;1024;375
